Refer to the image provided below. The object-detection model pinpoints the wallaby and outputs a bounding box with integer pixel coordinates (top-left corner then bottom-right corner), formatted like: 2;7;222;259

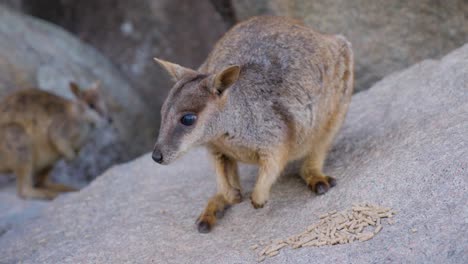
0;82;112;200
152;16;354;233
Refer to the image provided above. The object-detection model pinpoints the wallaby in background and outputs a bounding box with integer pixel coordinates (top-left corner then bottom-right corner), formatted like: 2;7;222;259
0;82;112;200
152;16;354;233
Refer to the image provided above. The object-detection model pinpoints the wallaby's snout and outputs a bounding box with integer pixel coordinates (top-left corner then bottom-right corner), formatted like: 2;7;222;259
152;147;164;164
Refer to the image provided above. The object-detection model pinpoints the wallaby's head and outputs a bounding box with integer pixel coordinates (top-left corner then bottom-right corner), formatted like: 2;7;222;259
152;58;240;165
69;81;113;126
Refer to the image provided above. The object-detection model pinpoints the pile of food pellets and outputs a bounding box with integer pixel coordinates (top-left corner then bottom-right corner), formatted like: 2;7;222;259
251;203;396;262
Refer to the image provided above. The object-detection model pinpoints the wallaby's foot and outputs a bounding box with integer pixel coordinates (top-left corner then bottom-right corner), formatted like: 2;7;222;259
225;188;242;204
43;182;77;193
196;209;228;233
196;194;232;233
305;174;336;195
35;168;77;193
18;187;59;200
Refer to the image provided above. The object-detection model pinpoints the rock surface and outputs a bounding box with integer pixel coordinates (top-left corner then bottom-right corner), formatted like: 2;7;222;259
0;6;156;185
0;180;47;238
233;0;468;92
0;44;467;263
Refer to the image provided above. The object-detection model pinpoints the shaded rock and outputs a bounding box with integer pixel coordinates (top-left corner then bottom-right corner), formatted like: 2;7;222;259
0;0;20;10
0;43;466;263
232;0;468;91
0;6;155;185
232;0;294;20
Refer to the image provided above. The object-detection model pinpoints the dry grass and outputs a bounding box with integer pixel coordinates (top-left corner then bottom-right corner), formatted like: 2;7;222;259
252;203;396;262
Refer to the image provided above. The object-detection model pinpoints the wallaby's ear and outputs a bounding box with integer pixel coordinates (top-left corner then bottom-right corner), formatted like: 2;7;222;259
69;82;82;98
212;65;240;96
154;58;198;82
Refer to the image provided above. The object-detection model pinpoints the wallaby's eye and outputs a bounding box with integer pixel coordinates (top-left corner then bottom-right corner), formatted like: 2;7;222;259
89;103;95;110
180;114;197;126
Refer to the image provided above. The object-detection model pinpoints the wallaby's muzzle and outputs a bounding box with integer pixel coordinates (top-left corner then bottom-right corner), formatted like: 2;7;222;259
152;148;164;164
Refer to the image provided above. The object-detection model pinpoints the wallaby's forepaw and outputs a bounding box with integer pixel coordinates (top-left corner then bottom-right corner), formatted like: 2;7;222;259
227;188;242;204
44;183;77;193
19;188;59;200
250;198;265;209
250;192;266;209
307;175;336;195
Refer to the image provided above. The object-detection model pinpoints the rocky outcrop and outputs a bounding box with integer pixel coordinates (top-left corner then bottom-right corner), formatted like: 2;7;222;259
233;0;468;92
1;41;466;263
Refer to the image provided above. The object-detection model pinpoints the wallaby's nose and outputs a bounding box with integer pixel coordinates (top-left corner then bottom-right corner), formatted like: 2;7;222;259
152;149;163;164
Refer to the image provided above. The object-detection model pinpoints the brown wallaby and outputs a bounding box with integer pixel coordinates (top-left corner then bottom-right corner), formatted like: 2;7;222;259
152;16;354;233
0;82;112;200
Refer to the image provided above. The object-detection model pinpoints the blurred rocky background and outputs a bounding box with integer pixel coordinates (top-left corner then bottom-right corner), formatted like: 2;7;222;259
0;0;467;250
3;1;467;99
232;0;468;91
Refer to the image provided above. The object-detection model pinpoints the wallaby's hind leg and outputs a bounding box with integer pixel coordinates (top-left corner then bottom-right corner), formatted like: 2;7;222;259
2;124;59;200
196;152;242;233
302;44;354;195
36;167;77;193
301;113;343;195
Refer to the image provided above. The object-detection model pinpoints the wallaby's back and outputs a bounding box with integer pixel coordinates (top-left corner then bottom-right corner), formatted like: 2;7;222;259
0;89;70;127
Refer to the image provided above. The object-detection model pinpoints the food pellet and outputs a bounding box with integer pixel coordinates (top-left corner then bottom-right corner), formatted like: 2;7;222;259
250;244;259;250
255;203;396;262
357;232;374;241
374;225;383;234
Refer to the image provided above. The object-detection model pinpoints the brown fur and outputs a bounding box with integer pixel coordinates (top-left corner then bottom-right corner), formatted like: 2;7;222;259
153;16;354;232
0;82;111;199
